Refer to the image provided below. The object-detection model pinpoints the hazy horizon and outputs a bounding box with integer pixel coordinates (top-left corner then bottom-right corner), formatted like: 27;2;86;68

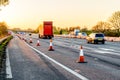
0;0;120;30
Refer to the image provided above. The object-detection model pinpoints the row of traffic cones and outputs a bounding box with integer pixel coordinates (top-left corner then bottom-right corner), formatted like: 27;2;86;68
28;38;54;51
26;38;87;63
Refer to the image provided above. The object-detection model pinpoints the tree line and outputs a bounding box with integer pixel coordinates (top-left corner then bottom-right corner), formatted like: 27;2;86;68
92;11;120;36
52;11;120;37
0;22;8;37
34;11;120;37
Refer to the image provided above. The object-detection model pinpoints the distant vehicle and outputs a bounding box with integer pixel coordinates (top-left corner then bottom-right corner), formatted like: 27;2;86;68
19;32;25;34
86;33;105;44
39;21;54;39
29;33;32;36
74;29;80;36
8;30;12;35
78;32;87;39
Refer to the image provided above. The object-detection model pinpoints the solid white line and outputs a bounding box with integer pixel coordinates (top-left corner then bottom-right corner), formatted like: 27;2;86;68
26;43;89;80
6;48;13;78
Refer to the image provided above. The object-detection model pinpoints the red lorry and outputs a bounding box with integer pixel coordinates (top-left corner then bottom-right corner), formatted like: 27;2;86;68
39;21;54;39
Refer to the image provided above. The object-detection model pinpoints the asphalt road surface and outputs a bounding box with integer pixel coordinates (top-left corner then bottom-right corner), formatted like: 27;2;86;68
6;34;120;80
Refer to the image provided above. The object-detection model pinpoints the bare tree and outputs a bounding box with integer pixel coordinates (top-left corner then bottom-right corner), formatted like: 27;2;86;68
0;22;8;35
109;11;120;33
81;26;88;32
92;21;111;33
69;26;80;32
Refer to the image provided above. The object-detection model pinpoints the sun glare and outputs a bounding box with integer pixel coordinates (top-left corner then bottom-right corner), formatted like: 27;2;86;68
0;6;7;22
0;0;120;29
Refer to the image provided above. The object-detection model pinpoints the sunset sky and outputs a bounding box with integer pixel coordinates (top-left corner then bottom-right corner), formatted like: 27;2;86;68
0;0;120;30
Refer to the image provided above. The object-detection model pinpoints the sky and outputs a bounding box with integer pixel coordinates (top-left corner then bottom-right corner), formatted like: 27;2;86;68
0;0;120;30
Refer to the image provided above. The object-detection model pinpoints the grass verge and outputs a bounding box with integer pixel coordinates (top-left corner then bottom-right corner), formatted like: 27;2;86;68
0;36;13;80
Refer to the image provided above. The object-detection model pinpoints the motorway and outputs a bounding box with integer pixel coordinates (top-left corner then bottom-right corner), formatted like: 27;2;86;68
6;34;120;80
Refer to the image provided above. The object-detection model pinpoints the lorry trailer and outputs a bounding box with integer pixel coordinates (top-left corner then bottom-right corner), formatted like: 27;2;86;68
39;21;54;39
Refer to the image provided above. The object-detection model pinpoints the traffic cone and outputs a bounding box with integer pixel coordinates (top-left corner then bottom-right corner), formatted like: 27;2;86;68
36;40;40;46
24;38;27;42
22;37;24;40
48;39;54;51
76;45;87;63
29;38;33;43
111;39;113;42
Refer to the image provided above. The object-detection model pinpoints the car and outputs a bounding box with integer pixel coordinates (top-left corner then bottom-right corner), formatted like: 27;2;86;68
29;33;32;36
86;33;105;44
78;32;87;39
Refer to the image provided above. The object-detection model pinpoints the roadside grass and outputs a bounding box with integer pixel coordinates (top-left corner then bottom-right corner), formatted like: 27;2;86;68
0;36;13;80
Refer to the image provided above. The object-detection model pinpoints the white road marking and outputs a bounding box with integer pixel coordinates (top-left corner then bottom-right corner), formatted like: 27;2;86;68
99;48;115;51
53;41;120;56
93;50;120;56
26;43;89;80
6;48;13;78
79;46;120;56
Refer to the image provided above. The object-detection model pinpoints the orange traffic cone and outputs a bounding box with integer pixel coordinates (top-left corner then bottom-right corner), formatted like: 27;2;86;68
24;38;27;42
29;38;33;43
48;39;54;51
22;37;24;40
36;40;40;46
76;45;87;63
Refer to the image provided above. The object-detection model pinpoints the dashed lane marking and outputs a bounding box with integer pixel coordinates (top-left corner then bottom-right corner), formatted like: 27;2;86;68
93;49;120;56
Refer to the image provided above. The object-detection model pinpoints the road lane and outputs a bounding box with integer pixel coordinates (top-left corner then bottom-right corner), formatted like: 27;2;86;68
54;37;120;57
7;36;77;80
24;35;120;80
53;37;120;66
26;43;89;80
16;34;120;80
